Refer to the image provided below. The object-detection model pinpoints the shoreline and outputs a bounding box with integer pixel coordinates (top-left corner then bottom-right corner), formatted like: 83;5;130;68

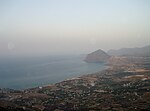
0;56;150;111
0;63;108;91
0;56;106;90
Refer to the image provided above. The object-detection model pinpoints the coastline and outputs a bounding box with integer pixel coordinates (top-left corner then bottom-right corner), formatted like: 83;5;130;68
0;56;150;111
0;56;106;90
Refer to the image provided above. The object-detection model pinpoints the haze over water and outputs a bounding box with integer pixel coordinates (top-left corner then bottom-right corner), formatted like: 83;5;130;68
0;0;150;89
0;0;150;57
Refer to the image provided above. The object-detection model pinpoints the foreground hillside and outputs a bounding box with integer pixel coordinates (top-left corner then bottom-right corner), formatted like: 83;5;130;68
0;55;150;111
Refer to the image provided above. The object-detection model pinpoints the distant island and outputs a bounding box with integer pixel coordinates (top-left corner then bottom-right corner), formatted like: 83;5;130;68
0;45;150;111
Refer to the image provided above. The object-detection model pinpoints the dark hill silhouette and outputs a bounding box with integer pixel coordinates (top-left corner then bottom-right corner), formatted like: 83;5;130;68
84;49;111;63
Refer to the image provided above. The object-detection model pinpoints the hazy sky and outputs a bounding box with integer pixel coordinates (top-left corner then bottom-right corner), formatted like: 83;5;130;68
0;0;150;57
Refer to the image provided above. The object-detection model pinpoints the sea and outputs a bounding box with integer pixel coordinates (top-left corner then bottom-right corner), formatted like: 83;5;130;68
0;55;106;90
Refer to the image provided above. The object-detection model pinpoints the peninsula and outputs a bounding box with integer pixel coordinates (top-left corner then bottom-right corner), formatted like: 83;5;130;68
0;46;150;111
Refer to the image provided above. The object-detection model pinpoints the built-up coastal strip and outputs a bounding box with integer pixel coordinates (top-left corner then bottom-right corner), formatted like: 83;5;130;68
0;56;150;111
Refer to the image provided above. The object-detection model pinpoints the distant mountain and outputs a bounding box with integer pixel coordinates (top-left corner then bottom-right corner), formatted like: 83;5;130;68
107;45;150;56
84;49;111;63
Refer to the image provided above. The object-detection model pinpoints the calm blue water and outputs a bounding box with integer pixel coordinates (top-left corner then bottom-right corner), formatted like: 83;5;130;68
0;55;105;89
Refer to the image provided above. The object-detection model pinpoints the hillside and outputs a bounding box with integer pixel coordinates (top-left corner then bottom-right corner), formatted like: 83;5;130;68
84;49;111;63
108;45;150;56
0;55;150;111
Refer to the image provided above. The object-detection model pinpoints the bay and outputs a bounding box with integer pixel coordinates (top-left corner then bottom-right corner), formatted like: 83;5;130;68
0;55;105;89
